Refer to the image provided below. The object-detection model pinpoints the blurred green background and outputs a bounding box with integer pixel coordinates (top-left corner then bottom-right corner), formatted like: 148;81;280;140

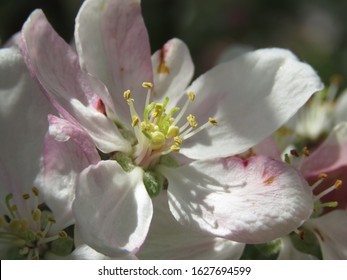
2;0;347;87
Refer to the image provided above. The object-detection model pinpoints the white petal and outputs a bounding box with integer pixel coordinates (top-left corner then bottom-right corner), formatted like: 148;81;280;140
334;89;347;123
151;38;194;105
39;130;99;231
69;99;132;153
180;48;323;159
73;161;153;257
161;155;313;243
137;191;244;260
75;0;153;124
0;47;53;214
305;210;347;259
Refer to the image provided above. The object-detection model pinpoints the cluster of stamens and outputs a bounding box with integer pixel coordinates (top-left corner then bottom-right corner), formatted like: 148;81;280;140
0;187;67;259
123;82;217;168
310;173;342;214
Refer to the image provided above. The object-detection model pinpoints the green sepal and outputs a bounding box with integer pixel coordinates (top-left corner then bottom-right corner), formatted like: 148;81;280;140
50;236;74;256
143;170;164;197
159;154;180;168
240;239;281;260
113;152;135;172
290;228;322;259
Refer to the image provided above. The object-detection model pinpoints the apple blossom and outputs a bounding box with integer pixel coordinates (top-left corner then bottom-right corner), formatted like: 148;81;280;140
0;47;74;259
19;0;322;256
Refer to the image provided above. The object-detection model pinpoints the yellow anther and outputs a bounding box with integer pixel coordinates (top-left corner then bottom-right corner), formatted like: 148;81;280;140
319;173;328;179
132;116;139;127
32;187;39;196
22;193;30;200
208;117;218;126
167;126;180;139
334;179;343;189
187;114;198;128
187;91;196;101
142;82;153;89
123;89;131;100
48;216;56;224
174;136;182;146
170;145;180;152
36;231;44;238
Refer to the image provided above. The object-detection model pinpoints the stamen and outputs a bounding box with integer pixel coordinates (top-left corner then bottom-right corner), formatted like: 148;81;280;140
315;179;343;201
123;89;131;101
142;82;153;107
142;82;153;89
182;119;217;140
187;114;198;128
187;91;196;101
208;117;218;126
172;91;196;126
132;116;139;127
311;173;327;191
170;145;180;152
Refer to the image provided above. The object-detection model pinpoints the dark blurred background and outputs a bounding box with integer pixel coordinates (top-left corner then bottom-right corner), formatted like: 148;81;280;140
2;0;347;87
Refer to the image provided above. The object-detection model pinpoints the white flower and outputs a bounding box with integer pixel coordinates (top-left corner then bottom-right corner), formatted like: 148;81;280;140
20;0;322;257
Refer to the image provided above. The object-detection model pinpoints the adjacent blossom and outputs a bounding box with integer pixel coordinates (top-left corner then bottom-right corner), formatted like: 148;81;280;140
0;47;73;259
20;0;322;256
258;95;347;259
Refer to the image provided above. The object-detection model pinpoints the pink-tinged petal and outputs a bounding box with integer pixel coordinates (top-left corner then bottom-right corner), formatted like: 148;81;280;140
73;161;153;257
40;135;93;231
301;122;347;177
277;236;317;259
0;47;54;214
48;115;100;164
40;117;100;230
180;48;323;159
137;191;244;260
236;136;281;161
20;10;96;118
305;210;347;259
75;0;153;124
151;38;194;104
69;99;132;153
160;155;313;244
20;10;127;153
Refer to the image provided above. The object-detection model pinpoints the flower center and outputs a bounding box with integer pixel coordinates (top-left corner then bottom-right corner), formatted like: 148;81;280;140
123;82;217;169
0;187;73;259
